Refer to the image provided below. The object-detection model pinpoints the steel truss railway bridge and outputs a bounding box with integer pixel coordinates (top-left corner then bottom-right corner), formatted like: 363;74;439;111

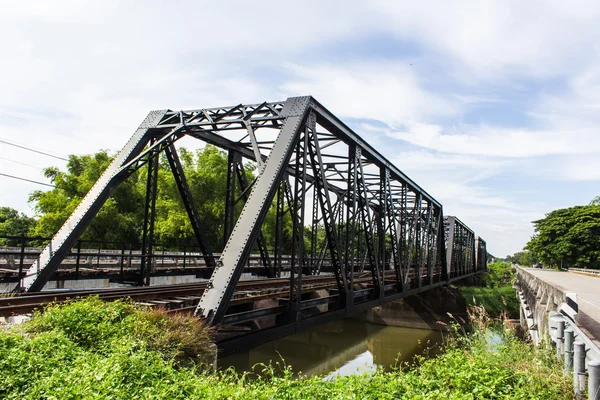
11;96;487;353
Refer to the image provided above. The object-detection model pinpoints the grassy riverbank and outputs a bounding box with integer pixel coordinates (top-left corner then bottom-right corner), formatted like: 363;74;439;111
0;297;572;399
457;261;520;317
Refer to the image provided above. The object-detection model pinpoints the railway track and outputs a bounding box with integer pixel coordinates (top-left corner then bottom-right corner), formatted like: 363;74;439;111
0;274;356;317
0;270;437;318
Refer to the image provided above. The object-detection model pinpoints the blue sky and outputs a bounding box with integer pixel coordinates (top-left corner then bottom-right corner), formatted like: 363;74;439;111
1;0;599;257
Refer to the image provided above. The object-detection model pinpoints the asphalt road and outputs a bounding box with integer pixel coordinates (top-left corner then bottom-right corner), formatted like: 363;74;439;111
524;268;600;342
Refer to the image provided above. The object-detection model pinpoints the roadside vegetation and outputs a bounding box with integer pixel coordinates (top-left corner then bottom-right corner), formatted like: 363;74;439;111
457;260;520;318
506;195;600;270
0;296;572;399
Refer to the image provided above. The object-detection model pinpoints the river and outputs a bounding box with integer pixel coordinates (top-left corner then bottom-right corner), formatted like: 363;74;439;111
218;314;445;378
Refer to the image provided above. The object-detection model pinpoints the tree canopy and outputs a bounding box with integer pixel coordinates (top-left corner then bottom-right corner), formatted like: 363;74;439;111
2;145;293;253
505;250;537;267
29;151;145;245
22;146;243;250
526;204;600;269
0;207;37;246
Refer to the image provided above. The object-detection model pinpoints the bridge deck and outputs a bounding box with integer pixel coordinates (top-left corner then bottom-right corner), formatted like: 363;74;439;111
524;268;600;342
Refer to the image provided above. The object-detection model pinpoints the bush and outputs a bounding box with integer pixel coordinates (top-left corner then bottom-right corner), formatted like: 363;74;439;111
22;296;215;365
482;261;514;288
0;297;574;399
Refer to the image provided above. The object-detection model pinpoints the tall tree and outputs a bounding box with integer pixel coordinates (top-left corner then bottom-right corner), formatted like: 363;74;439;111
0;207;37;246
29;151;145;246
526;204;600;269
25;146;266;251
154;146;232;250
506;250;537;266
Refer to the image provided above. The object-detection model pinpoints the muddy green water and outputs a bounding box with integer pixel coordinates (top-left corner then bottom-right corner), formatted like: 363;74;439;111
218;315;445;378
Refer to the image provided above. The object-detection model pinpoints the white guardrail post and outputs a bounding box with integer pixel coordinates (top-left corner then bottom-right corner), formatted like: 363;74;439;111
548;311;600;399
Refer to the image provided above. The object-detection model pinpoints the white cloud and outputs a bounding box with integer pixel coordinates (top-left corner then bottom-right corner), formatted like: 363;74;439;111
371;0;600;78
538;154;600;182
378;122;600;158
280;61;460;125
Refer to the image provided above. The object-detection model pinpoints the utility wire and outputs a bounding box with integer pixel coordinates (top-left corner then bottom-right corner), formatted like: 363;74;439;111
0;172;55;188
0;110;80;141
0;172;85;196
0;110;105;147
0;138;68;161
0;156;44;170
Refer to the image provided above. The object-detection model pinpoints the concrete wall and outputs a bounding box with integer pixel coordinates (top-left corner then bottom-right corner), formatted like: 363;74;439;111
514;266;571;343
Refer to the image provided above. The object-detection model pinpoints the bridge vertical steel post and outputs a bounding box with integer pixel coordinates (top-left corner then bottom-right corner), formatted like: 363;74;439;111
378;168;387;300
140;140;159;286
274;181;285;278
383;169;402;293
424;202;433;287
438;210;448;283
415;194;423;288
289;118;308;322
427;205;439;286
306;110;348;302
344;144;358;308
470;229;476;274
310;183;319;275
195;96;311;324
223;150;237;248
356;149;381;299
445;216;455;280
405;202;417;288
399;186;407;287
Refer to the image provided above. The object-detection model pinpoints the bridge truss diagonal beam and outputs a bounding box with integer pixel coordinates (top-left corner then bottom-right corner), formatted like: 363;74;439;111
20;110;168;292
195;96;312;323
164;143;216;270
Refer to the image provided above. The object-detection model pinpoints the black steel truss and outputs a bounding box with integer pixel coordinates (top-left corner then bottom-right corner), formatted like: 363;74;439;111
18;96;487;334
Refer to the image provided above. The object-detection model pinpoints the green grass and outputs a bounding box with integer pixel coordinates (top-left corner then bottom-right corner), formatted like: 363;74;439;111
459;285;520;317
0;297;573;399
457;261;520;318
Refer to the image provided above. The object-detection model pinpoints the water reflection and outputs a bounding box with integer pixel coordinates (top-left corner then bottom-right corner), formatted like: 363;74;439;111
218;315;444;378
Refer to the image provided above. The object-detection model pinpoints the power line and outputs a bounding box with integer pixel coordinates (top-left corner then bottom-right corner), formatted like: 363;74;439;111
0;110;80;141
0;156;44;170
0;138;68;161
0;172;86;196
0;172;55;188
0;110;105;148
